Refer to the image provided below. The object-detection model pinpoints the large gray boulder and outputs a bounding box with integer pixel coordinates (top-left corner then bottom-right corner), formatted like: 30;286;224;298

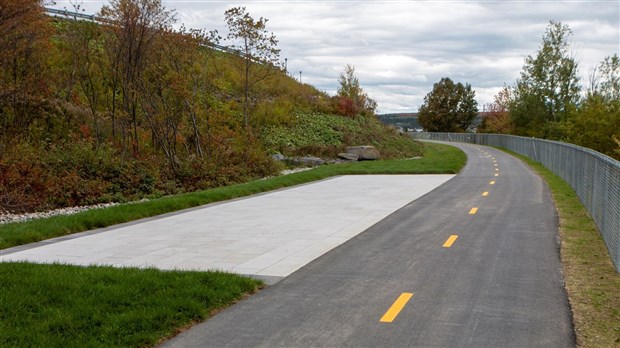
346;146;380;160
292;156;325;166
338;152;359;161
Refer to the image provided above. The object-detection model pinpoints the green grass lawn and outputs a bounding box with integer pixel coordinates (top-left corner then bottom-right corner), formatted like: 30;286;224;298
0;263;261;347
505;150;620;348
0;142;465;251
0;141;465;348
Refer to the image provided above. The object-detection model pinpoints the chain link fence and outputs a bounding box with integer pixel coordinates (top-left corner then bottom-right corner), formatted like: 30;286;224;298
410;132;620;272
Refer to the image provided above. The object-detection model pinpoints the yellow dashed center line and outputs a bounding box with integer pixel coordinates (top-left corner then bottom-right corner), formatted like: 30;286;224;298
380;154;497;324
380;293;414;323
443;235;459;248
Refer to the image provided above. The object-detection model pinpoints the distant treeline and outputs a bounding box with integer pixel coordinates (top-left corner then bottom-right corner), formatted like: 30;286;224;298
377;113;485;131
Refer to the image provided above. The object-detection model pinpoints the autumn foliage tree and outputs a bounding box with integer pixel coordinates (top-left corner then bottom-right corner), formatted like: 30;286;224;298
0;0;420;214
335;65;376;117
0;0;286;212
99;0;175;155
502;22;619;159
566;54;620;158
0;0;53;154
225;6;280;128
56;13;107;147
590;54;620;102
478;86;513;134
418;77;478;132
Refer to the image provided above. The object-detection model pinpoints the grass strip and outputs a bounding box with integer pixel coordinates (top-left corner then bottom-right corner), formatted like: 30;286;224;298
0;142;465;250
505;150;620;348
0;262;262;347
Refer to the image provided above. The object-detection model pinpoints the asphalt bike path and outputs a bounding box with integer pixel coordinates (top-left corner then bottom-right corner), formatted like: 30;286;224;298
161;142;574;347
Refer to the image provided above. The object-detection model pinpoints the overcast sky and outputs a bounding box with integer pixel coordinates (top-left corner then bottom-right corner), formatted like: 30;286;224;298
53;0;620;114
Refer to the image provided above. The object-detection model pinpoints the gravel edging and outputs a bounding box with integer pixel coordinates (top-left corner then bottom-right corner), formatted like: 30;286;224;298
0;203;120;225
0;168;316;225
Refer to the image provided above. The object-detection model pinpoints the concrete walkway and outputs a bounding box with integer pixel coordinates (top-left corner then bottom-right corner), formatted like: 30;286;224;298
0;175;453;283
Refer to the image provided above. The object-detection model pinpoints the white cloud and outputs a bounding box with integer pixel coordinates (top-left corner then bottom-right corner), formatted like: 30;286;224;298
53;0;620;113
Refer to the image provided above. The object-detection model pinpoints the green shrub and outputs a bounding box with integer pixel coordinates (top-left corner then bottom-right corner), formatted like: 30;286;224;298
262;112;423;159
0;142;162;212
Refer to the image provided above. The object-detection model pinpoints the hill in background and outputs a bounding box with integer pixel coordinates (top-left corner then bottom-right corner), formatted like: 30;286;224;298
377;113;485;131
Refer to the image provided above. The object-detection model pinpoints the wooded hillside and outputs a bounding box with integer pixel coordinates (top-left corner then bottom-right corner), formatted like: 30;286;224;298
0;0;421;213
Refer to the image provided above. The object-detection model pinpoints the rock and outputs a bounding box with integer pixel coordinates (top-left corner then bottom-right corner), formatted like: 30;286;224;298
271;153;286;161
338;152;359;161
346;146;380;160
292;156;325;166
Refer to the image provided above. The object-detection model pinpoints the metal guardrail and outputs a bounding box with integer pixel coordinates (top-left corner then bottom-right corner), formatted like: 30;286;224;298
45;7;98;21
410;132;620;272
44;7;115;24
44;7;243;56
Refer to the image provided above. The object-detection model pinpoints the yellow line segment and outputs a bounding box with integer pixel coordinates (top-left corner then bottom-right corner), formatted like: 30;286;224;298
443;235;459;248
482;191;489;196
494;173;499;177
469;207;478;215
380;293;414;323
490;181;495;185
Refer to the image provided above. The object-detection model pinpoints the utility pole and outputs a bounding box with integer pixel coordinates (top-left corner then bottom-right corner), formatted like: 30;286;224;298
284;58;287;74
